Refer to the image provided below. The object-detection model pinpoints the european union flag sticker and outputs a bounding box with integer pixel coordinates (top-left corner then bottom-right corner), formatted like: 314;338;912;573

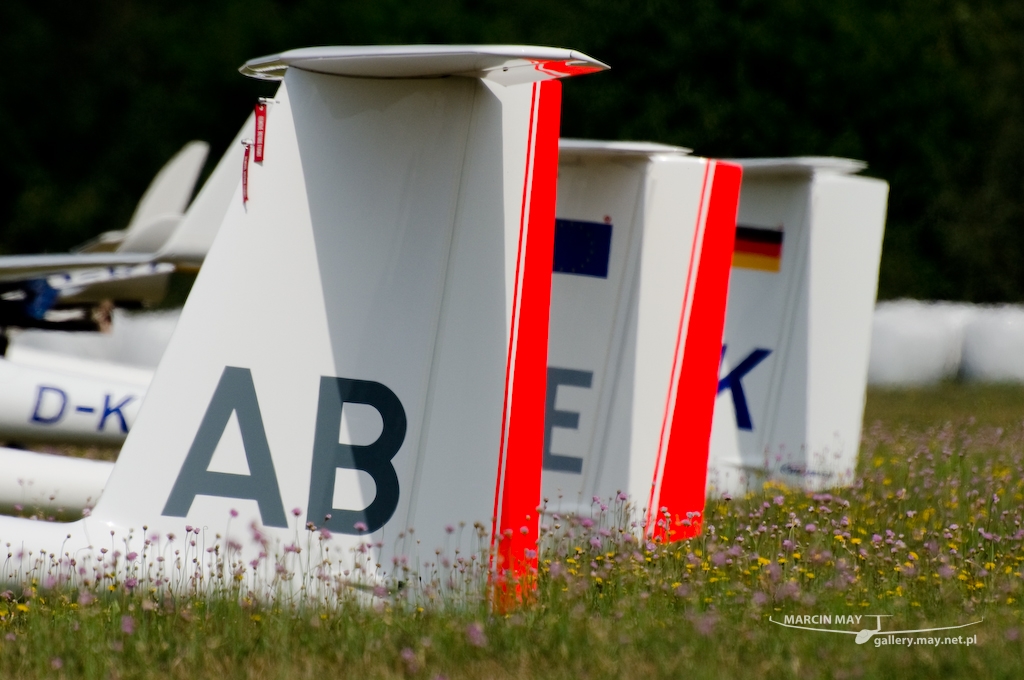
553;218;612;278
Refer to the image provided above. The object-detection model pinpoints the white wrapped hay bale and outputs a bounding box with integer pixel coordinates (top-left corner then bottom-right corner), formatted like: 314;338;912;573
961;305;1024;382
868;300;975;386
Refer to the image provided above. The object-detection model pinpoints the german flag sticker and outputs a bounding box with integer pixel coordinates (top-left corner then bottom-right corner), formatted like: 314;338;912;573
733;225;783;272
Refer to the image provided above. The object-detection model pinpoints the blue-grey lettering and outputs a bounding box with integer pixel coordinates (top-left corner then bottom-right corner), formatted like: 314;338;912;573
307;377;406;534
31;386;67;425
544;367;592;473
98;394;134;433
162;367;287;527
717;346;772;431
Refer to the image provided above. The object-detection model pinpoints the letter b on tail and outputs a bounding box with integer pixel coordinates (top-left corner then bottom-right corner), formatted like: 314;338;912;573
307;377;406;534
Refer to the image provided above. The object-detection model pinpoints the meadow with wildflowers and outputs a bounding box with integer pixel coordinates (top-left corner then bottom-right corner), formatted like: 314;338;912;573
1;384;1022;679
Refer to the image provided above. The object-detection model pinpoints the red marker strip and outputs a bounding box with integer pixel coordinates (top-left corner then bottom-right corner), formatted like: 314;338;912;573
254;102;267;163
491;79;562;596
242;141;252;205
649;161;744;542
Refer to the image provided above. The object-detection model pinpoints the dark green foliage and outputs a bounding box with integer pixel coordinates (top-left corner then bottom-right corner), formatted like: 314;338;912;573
2;1;1023;300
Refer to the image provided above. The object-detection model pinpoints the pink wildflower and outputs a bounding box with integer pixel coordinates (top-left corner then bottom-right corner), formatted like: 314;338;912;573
400;647;419;674
466;622;487;647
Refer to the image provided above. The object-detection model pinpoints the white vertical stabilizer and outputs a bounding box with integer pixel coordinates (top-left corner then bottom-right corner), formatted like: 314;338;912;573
0;46;607;587
707;158;888;495
124;141;210;233
544;140;741;538
157;117;254;270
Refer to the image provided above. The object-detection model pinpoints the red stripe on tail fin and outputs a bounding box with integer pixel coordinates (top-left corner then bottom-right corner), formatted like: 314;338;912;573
495;79;562;586
654;161;743;541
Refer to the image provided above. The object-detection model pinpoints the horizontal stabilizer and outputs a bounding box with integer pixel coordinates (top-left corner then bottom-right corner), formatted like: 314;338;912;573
560;139;691;157
241;45;608;86
0;253;155;283
733;156;867;177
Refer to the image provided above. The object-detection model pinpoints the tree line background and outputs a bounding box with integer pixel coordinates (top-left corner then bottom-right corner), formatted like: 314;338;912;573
2;0;1023;301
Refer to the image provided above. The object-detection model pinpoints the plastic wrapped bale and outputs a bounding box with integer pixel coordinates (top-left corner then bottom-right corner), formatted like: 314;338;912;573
867;300;975;386
961;305;1024;382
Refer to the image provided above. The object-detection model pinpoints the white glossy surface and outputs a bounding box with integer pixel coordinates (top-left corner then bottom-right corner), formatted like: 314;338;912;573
10;309;179;370
707;161;888;495
0;45;590;584
5;346;154;387
241;44;608;85
158;116;253;270
735;157;867;177
0;357;143;446
122;141;209;240
559;138;691;157
544;149;713;516
0;447;112;514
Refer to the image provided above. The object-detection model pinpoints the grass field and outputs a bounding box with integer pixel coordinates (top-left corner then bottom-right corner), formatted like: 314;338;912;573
5;384;1024;678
